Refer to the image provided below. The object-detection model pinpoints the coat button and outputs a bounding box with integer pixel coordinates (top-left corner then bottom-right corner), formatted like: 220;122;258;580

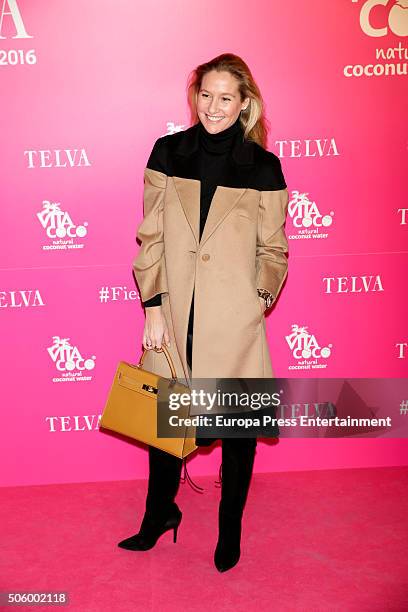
201;253;210;261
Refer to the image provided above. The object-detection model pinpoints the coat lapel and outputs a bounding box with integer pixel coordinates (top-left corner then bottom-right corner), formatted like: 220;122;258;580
171;122;256;249
172;176;201;246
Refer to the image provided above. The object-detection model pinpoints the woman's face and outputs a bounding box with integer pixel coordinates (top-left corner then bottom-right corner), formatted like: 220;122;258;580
196;70;249;134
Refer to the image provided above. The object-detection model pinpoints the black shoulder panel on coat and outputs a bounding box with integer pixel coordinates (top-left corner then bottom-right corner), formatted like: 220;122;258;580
146;135;170;174
252;145;287;191
145;129;287;191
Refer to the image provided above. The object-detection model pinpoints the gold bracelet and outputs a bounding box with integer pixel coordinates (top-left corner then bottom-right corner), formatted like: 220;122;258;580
257;288;274;308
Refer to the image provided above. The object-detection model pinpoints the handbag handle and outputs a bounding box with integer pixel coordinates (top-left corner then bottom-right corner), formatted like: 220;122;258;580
136;344;178;380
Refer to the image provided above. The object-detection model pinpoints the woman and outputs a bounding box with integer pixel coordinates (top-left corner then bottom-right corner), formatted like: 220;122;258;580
118;53;289;573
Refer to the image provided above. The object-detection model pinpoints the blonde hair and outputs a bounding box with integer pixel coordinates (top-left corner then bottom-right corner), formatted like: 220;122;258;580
187;53;269;149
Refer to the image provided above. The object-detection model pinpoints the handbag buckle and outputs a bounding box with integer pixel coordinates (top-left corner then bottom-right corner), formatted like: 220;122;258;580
142;383;158;394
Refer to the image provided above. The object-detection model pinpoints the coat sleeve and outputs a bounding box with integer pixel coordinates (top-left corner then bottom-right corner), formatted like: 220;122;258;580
132;138;169;304
255;157;289;304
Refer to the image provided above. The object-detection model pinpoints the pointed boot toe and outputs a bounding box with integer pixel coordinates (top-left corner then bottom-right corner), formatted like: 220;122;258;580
214;542;241;572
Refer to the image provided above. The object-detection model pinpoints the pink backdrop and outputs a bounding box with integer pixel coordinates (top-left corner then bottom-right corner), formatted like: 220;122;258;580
0;0;407;487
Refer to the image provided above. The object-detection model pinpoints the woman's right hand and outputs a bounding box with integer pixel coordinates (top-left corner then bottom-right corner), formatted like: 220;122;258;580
143;306;170;350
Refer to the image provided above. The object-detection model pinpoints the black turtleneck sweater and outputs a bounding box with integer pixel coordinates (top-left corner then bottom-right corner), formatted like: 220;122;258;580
143;116;243;308
197;115;243;240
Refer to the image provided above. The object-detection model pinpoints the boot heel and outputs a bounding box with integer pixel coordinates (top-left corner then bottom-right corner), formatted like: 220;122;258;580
173;525;178;543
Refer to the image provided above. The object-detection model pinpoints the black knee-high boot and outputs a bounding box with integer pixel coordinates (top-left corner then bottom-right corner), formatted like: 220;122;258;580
214;437;257;572
118;446;183;551
145;445;183;518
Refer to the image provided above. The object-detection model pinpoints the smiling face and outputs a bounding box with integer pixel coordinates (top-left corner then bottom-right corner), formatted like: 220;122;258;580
196;70;249;134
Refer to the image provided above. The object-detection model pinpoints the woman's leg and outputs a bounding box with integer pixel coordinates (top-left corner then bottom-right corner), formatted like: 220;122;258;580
117;394;183;549
119;292;194;550
187;292;215;447
118;442;183;551
186;290;194;374
145;445;183;521
214;436;257;571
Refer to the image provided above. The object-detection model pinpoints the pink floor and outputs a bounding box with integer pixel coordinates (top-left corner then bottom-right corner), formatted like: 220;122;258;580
2;465;408;611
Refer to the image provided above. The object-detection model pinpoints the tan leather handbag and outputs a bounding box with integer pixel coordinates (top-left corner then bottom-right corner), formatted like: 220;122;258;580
100;346;197;459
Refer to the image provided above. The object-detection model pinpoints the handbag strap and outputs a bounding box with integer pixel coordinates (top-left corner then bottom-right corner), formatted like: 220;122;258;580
181;458;205;493
137;345;178;379
181;458;222;492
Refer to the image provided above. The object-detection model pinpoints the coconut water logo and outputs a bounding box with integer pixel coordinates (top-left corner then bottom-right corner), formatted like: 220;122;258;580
346;1;407;78
287;191;334;241
286;325;332;371
37;200;88;250
354;0;408;37
47;336;96;383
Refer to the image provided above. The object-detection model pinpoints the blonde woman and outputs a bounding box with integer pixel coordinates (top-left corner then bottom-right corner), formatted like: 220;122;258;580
118;53;289;572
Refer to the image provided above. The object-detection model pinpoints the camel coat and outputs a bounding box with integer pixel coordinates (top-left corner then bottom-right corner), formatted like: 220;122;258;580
132;122;289;383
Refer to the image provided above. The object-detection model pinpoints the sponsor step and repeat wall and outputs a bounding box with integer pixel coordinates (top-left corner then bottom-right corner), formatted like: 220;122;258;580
0;1;406;486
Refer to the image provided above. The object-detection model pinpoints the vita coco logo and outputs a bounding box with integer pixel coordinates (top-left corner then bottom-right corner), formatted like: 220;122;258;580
37;200;88;250
286;324;332;371
47;336;96;383
287;190;334;241
164;121;185;135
